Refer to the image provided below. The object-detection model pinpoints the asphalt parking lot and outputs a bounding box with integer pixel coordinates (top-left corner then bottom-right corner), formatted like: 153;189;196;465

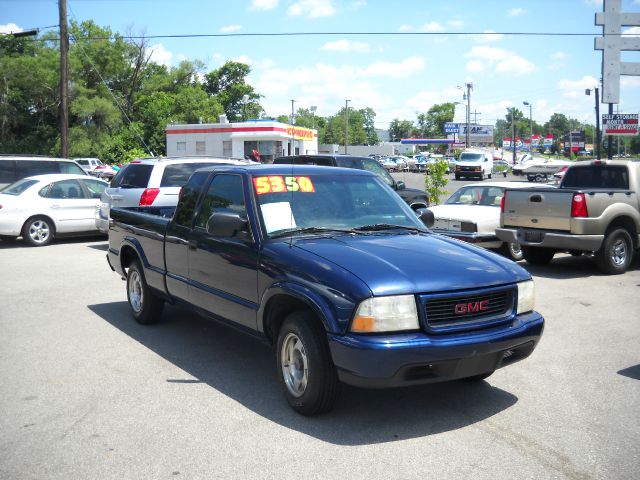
1;189;639;479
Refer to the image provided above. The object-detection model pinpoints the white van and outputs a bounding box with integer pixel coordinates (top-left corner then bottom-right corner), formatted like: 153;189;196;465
454;149;493;180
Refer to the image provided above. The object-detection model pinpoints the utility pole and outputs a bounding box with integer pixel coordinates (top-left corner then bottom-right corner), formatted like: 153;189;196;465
464;82;472;148
511;108;516;165
523;101;532;152
471;109;482;124
289;99;296;155
59;0;69;158
345;99;350;154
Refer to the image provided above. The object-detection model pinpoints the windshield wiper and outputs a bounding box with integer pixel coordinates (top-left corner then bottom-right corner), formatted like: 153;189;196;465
270;226;356;238
353;224;423;232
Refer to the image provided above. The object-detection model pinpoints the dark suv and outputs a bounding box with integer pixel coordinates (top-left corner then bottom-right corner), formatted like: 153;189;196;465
273;154;429;209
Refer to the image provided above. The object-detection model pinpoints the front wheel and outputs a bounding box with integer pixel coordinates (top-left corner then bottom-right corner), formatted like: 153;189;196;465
127;259;164;324
522;246;555;265
594;228;633;274
276;312;338;416
22;216;54;247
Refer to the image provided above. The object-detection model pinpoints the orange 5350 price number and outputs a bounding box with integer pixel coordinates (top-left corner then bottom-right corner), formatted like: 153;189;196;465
253;176;315;195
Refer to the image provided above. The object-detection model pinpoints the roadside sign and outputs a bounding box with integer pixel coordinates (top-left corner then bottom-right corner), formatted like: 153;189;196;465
602;114;639;136
444;122;460;134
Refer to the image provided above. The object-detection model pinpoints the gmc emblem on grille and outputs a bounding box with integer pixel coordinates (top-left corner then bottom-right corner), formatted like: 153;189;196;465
455;300;489;314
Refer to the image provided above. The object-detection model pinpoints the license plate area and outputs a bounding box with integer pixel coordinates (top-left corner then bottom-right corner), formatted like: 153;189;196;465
524;230;544;243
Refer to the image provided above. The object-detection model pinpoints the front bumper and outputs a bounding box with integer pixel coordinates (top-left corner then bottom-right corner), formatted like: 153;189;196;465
328;311;543;388
496;227;604;252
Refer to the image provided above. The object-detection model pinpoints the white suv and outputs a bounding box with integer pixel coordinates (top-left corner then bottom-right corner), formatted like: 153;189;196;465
454;150;494;181
74;157;104;175
96;156;254;232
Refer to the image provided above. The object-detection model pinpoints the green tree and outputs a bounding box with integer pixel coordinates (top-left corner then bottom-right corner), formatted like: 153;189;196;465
424;158;449;205
204;61;263;121
389;119;415;142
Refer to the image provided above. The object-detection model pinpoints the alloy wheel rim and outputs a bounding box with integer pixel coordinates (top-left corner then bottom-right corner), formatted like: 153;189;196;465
611;239;627;266
29;220;50;244
280;333;308;398
128;270;143;313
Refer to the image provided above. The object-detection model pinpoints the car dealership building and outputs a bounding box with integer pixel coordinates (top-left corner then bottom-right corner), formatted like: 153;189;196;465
166;117;318;162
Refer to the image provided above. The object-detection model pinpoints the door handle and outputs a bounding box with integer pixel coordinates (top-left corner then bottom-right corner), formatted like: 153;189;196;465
529;194;542;203
188;239;197;250
51;205;61;209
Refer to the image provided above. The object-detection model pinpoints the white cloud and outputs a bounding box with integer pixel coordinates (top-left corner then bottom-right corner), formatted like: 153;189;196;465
288;0;336;18
474;30;504;44
622;27;640;37
558;75;599;98
551;51;568;60
584;0;603;6
149;43;173;67
466;60;485;73
464;46;534;76
0;23;22;34
508;8;526;16
233;55;252;65
621;77;640;88
364;56;425;78
420;22;445;33
495;56;535;75
399;24;413;32
249;0;278;10
321;40;370;53
448;20;464;29
220;25;241;33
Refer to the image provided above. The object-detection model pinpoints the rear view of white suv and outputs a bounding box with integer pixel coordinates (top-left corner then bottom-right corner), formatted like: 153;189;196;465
96;156;253;232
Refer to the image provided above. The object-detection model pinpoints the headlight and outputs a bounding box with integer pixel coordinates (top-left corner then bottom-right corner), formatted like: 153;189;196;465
517;280;535;314
351;295;419;333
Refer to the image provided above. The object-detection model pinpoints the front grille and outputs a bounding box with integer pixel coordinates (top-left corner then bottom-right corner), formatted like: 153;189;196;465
424;289;514;329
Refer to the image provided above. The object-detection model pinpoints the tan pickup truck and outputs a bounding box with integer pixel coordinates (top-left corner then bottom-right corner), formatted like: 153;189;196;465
496;160;640;274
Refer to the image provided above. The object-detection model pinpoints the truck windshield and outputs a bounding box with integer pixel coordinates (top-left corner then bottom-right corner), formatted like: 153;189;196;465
253;173;425;237
459;153;483;162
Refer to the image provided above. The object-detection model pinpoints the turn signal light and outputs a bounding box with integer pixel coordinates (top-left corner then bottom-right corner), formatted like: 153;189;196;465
139;188;160;206
571;192;588;218
500;191;506;213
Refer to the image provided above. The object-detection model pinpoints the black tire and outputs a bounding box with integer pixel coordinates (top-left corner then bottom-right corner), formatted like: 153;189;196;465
594;228;633;274
126;259;164;324
276;311;338;416
454;174;460;180
527;174;535;182
521;246;555;265
461;371;494;382
500;242;524;261
22;216;54;247
488;172;492;179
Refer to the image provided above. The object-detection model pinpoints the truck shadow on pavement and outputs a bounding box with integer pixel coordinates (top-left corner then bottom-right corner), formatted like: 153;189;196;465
618;364;640;381
520;253;640;279
88;301;518;445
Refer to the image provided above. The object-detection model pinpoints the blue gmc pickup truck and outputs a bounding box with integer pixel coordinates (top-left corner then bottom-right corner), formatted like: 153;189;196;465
107;164;544;415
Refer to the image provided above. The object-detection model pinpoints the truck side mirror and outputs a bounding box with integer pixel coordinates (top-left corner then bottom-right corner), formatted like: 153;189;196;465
416;208;435;228
395;180;406;191
206;212;249;240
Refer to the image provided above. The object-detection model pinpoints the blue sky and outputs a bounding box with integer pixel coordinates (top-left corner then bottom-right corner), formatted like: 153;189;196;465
2;0;640;130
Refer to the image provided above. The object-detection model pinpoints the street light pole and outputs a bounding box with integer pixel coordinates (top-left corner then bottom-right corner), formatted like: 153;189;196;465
345;99;350;154
464;82;472;148
59;0;69;158
509;107;516;165
523;101;532;152
585;87;601;160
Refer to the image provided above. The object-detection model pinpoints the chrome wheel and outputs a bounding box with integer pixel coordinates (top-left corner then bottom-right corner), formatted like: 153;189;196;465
280;332;308;398
509;242;523;261
128;269;143;313
610;238;627;266
28;219;51;245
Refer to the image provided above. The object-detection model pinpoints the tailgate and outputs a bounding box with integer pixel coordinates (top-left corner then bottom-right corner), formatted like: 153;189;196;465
502;188;575;231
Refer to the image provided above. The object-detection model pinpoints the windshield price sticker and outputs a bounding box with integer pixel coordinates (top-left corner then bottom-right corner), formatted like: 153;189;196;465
253;176;315;195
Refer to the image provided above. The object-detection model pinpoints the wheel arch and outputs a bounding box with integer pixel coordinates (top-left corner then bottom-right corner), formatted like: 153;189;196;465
259;285;339;346
605;215;638;249
22;214;57;237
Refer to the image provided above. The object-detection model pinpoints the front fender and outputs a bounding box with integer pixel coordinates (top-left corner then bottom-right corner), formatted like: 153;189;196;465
258;282;348;336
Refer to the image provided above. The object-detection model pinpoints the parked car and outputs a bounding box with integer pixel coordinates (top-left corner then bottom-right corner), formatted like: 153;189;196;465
0;155;87;189
96;156;254;233
492;160;512;177
454;150;494;180
107;164;543;415
0;174;108;246
74;157;105;175
273;154;429;209
429;181;550;261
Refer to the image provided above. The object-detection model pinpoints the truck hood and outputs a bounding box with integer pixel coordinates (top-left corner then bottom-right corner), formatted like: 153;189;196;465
292;232;527;296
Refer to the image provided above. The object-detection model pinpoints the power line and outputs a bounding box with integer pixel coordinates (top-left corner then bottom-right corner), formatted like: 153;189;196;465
14;29;634;42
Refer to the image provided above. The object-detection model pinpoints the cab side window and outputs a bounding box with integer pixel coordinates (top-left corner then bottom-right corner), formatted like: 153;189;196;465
195;174;246;230
173;171;209;227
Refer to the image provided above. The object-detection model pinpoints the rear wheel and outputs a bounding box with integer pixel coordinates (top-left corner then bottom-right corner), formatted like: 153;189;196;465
594;228;633;274
22;216;54;247
500;242;524;261
127;259;164;324
454;174;460;180
276;312;338;416
522;246;555;265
